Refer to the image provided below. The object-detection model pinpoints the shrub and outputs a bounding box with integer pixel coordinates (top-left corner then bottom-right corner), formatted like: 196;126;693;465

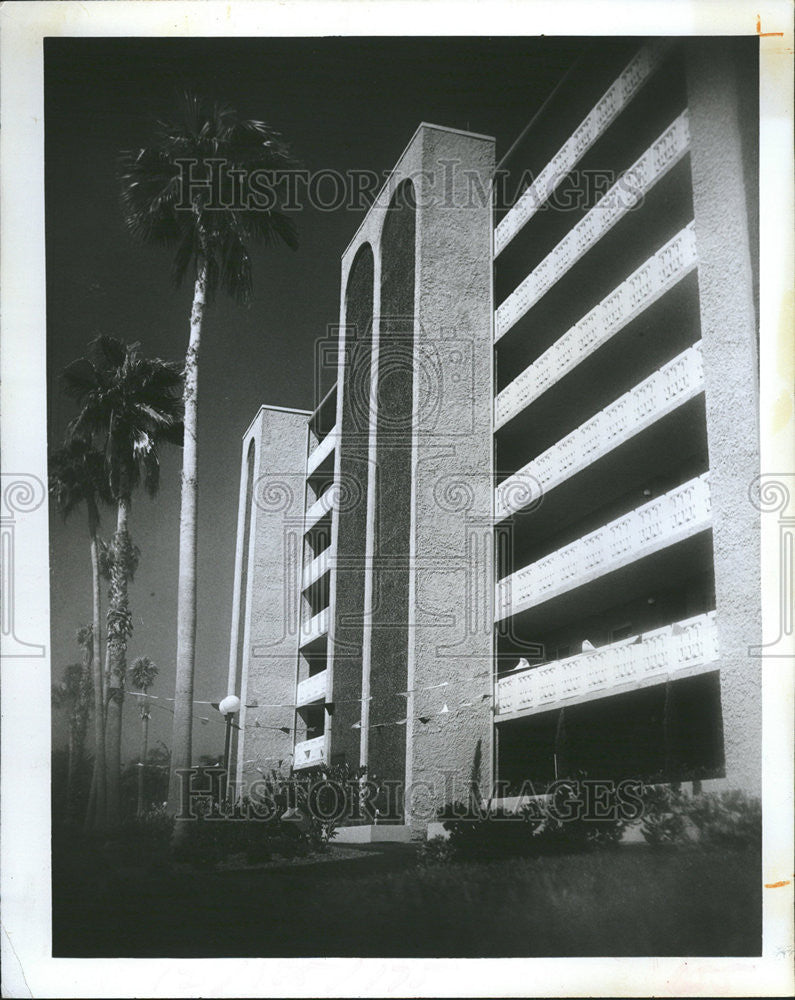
638;786;761;850
682;789;761;849
432;782;628;865
638;784;691;848
416;835;456;866
444;806;539;861
117;804;175;865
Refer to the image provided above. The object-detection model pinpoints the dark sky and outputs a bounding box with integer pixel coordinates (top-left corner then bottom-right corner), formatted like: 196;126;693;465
45;34;592;761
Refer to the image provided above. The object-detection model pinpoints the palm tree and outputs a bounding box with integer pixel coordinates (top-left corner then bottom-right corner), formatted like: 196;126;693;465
119;94;298;819
51;656;92;824
62;335;183;829
130;655;159;817
49;439;112;832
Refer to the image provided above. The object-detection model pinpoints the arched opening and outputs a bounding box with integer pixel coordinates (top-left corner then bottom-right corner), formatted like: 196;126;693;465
368;180;416;807
327;242;375;768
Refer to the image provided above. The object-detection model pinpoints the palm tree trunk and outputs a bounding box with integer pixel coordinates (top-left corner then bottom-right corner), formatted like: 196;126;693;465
86;764;97;832
86;533;107;833
105;499;132;830
169;254;207;828
137;701;150;817
66;727;76;824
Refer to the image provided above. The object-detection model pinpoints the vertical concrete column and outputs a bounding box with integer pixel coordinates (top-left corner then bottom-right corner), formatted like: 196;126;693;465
227;405;309;791
328;245;375;768
367;180;417;812
686;40;761;792
405;126;496;829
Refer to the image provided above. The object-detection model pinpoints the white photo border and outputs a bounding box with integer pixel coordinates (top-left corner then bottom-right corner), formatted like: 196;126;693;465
1;1;792;997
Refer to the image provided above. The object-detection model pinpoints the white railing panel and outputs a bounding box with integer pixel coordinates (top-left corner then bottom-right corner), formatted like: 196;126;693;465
495;342;704;520
495;223;698;428
495;41;669;256
302;545;334;591
306;425;338;477
495;473;712;622
293;735;326;770
304;487;335;532
496;612;719;716
495;110;691;341
297;669;328;706
300;607;329;648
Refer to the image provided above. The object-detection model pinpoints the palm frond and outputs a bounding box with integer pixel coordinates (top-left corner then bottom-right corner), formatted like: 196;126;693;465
60;338;183;504
119;90;299;297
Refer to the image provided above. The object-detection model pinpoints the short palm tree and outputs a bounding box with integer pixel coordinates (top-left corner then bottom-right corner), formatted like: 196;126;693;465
49;439;112;832
130;655;159;817
62;335;183;829
119;94;298;820
51;656;92;824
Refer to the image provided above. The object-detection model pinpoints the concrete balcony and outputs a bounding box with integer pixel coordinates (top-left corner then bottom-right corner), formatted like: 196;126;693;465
495;341;704;520
297;669;328;706
293;734;326;770
300;607;329;649
496;611;719;718
496;473;712;623
306;425;338;477
304;486;335;532
495;223;698;429
495;41;668;257
495;109;691;341
302;545;334;591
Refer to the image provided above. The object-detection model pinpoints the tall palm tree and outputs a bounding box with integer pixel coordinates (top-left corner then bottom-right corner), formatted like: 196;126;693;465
130;655;159;817
119;94;298;819
49;439;112;832
62;335;183;829
51;656;92;824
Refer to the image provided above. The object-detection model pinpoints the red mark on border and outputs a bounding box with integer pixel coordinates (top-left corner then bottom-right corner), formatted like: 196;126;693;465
757;14;784;37
764;879;791;888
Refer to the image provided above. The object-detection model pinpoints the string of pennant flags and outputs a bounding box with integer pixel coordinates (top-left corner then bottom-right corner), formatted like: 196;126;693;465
125;664;500;737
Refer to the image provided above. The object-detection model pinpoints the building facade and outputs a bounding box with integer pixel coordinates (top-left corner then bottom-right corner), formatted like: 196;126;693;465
226;38;761;834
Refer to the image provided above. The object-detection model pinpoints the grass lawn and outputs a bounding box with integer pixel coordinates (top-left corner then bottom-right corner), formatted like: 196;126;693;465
53;838;761;957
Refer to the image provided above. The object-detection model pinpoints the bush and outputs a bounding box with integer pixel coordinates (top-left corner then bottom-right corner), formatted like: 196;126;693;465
171;793;314;869
169;764;377;870
431;782;628;865
639;786;761;850
117;804;175;865
416;835;456;866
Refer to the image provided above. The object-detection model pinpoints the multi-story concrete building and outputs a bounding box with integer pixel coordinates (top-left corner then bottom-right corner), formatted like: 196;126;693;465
225;37;761;835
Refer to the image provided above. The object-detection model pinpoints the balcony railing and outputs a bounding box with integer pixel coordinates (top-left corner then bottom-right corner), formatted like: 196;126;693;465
495;109;691;341
304;487;335;532
495;341;704;520
495;223;698;429
495;41;668;257
496;473;712;622
297;669;328;707
300;607;329;648
495;611;719;717
302;545;334;591
306;425;338;477
293;734;326;770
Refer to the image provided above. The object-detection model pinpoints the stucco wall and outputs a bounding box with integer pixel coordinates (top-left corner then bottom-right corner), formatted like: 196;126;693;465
366;181;416;805
329;244;374;767
405;127;496;830
338;125;496;829
230;406;309;788
686;40;762;793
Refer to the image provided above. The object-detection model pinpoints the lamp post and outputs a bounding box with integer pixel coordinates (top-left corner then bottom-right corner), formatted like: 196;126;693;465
218;694;241;806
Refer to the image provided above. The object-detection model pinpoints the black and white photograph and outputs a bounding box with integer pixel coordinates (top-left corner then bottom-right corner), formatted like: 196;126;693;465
1;1;793;996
